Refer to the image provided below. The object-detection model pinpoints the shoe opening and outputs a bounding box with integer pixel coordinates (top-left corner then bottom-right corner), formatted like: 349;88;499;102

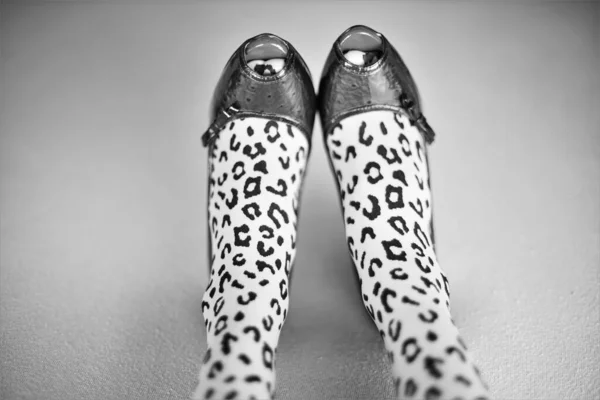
338;25;383;67
245;34;289;76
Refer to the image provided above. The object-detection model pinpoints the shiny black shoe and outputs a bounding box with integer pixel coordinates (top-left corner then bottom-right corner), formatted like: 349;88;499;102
317;25;435;144
202;33;316;149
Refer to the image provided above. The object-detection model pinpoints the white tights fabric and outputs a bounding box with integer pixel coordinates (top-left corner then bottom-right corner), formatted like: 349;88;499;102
325;110;490;400
193;111;490;400
193;117;308;400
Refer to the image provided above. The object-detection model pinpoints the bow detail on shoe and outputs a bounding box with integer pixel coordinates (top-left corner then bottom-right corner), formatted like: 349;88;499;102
201;102;242;147
399;93;435;144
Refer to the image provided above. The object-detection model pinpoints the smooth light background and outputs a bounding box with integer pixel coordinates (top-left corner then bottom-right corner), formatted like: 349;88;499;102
1;1;599;399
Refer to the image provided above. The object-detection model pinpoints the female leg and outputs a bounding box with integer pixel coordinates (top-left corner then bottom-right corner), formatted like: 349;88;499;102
193;34;316;399
319;25;490;399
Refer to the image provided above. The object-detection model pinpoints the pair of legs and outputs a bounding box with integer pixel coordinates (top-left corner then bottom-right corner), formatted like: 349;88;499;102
193;110;489;399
